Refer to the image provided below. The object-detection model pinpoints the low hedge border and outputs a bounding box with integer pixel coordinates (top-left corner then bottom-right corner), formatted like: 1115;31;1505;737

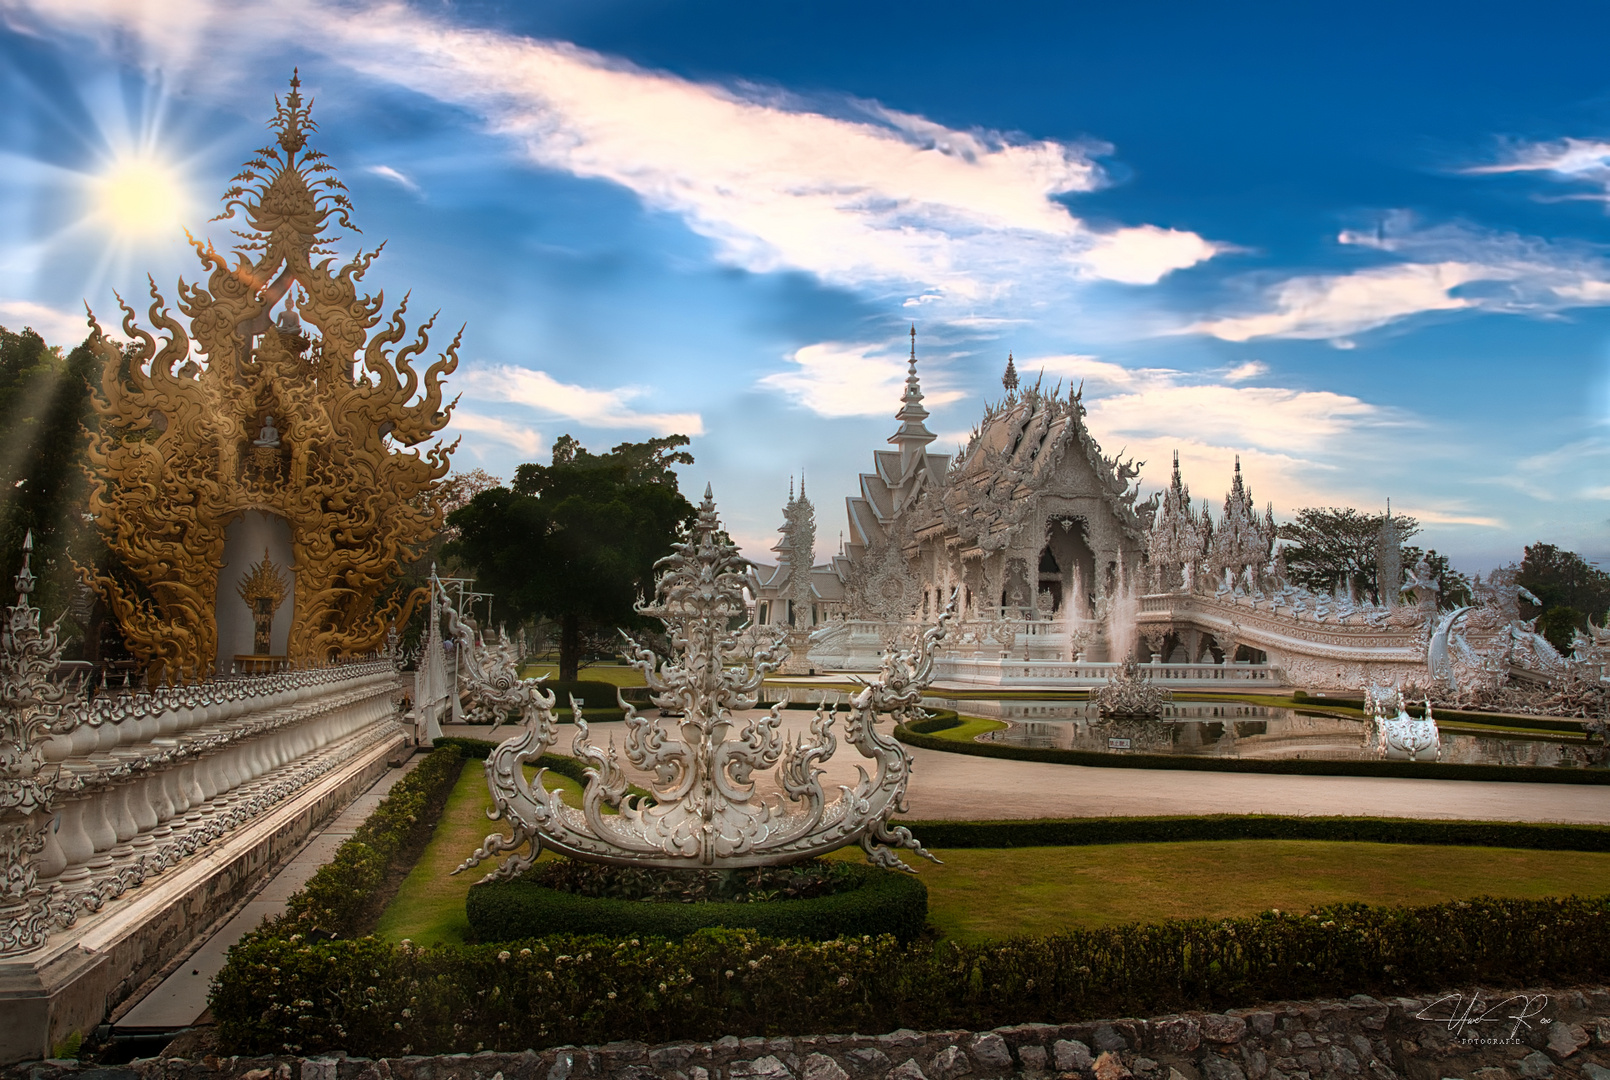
900;814;1610;852
211;894;1610;1057
894;720;1610;784
466;862;928;943
279;745;467;937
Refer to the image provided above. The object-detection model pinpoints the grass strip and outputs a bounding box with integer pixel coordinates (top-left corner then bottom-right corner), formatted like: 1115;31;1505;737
898;813;1610;851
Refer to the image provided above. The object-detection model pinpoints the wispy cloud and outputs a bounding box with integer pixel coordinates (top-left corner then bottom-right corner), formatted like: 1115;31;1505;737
0;298;91;346
460;363;704;435
1467;138;1610;205
450;410;543;456
757;341;967;419
1038;354;1394;457
4;0;1223;309
364;164;421;194
1221;360;1267;382
1187;218;1610;342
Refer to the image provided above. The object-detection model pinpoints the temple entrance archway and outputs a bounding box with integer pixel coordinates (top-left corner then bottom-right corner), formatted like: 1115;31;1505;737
215;510;296;672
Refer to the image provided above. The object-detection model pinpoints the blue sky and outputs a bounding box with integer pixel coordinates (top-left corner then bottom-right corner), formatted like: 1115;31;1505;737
1;0;1607;570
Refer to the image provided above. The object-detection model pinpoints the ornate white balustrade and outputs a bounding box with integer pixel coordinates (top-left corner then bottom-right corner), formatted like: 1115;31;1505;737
932;655;1283;688
1;543;406;957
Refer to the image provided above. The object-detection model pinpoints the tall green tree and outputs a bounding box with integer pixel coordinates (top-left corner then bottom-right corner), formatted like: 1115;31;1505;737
0;325;102;638
1276;507;1420;603
1517;543;1610;652
447;434;695;681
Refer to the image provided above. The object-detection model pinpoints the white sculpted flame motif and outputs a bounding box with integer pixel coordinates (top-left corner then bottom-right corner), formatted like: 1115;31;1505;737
454;488;949;878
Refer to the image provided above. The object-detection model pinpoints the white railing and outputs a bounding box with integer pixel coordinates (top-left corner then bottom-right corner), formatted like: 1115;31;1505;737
3;658;405;957
933;656;1283;687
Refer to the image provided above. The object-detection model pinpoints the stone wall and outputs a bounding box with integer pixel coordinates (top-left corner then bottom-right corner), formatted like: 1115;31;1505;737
9;986;1607;1080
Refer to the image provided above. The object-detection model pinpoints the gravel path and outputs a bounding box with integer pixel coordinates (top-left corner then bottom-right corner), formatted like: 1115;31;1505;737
445;712;1610;826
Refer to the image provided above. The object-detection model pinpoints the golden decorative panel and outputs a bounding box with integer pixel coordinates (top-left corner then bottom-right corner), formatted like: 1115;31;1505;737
84;74;458;681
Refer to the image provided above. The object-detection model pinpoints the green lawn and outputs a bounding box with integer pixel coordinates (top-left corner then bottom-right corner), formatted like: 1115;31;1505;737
376;763;1610;947
517;662;648;687
896;841;1610;943
933;716;1008;742
374;761;575;946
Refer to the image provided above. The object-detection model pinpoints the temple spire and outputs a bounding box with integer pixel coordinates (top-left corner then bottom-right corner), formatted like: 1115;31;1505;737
889;325;936;474
1002;352;1019;395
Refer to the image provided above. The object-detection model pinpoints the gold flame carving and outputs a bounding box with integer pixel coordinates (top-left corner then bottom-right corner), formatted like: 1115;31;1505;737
236;548;290;655
83;72;459;682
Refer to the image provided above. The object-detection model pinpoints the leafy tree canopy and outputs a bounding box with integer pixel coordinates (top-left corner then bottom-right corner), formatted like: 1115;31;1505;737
0;324;102;633
1276;507;1419;603
448;434;696;680
1517;543;1610;651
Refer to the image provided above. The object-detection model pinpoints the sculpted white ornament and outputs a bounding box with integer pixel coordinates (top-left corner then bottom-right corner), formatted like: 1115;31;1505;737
455;487;949;878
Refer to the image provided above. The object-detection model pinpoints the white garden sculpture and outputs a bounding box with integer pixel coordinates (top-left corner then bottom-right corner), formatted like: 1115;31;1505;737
453;487;949;879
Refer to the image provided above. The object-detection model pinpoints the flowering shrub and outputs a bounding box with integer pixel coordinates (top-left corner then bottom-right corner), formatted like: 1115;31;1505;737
213;894;1610;1057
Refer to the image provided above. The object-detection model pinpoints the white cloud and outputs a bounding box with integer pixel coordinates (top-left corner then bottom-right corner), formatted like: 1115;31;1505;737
1222;360;1267;382
0;298;91;346
3;0;1222;308
1187;219;1610;342
450;410;543;456
365;164;421;194
1401;508;1507;528
1016;352;1414;517
1468;138;1610;205
460;363;704;435
756;341;966;419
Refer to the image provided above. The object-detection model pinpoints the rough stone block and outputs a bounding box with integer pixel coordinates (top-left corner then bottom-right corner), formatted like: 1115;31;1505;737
799;1055;849;1080
881;1033;926;1055
1053;1041;1092;1073
1580;1064;1610;1080
1515;1053;1552;1079
1092;1028;1126;1054
1198;1056;1245;1080
967;1036;1010;1076
729;1057;792;1080
1091;1053;1130;1080
647;1046;695;1071
1156;1021;1201;1054
929;1046;969;1080
888;1060;927;1080
1544;1023;1586;1059
1200;1018;1247;1047
1017;1047;1046;1073
844;1049;891;1077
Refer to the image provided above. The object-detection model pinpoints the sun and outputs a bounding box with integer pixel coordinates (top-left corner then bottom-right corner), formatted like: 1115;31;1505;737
91;154;190;240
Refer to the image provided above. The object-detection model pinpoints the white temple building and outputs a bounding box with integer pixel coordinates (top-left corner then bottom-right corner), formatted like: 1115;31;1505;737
786;329;1583;696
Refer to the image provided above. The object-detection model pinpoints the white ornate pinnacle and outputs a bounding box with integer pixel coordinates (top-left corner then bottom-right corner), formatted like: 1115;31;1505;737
455;487;950;878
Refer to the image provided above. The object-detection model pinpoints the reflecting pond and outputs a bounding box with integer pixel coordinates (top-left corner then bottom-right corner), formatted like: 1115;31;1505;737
930;699;1602;769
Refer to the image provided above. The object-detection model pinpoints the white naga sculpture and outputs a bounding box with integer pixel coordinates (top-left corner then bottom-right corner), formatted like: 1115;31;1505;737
1365;685;1441;762
453;488;949;878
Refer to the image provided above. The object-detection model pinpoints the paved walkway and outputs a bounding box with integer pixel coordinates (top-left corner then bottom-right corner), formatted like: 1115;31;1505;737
451;714;1610;826
113;755;423;1034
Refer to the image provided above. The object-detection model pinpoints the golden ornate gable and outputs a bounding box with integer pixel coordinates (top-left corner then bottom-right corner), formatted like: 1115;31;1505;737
84;73;458;681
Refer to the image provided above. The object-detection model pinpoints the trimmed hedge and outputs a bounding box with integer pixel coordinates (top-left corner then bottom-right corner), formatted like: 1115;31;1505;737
212;893;1610;1056
902;814;1610;852
894;721;1610;784
908;710;962;734
466;862;928;943
279;746;467;936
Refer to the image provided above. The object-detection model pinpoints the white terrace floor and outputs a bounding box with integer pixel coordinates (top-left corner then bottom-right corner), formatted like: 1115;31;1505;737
451;713;1610;826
